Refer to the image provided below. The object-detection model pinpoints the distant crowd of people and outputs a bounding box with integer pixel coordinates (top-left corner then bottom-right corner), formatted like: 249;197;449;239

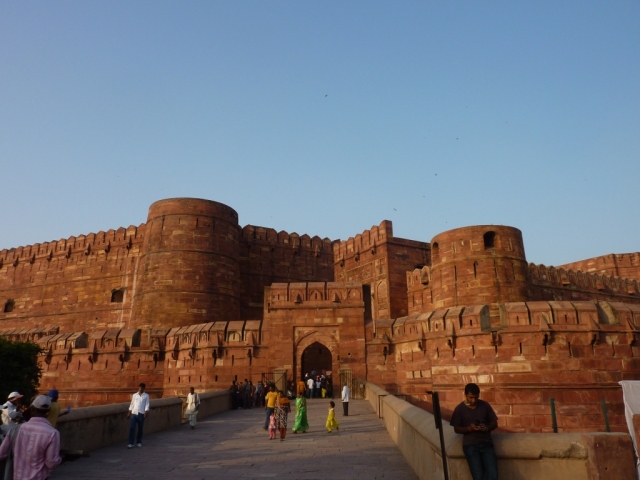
227;373;335;412
258;375;349;441
224;371;351;443
228;379;266;410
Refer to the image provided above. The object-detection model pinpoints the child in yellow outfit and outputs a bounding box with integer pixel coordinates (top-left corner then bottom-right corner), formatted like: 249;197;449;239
326;400;339;433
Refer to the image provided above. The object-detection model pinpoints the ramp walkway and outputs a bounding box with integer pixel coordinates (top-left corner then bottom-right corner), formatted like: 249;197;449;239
51;398;417;479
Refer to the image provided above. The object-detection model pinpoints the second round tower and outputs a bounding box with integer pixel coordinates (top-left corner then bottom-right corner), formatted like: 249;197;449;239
429;225;529;308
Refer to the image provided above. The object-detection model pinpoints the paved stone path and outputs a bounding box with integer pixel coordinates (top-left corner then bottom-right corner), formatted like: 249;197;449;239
51;398;417;479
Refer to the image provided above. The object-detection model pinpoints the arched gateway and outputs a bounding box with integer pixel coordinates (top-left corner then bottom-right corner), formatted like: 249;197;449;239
301;341;332;377
294;331;339;383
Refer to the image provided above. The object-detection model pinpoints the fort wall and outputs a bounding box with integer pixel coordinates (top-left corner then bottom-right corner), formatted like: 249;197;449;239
407;257;640;317
238;226;335;319
0;225;145;333
528;262;640;303
559;253;640;281
2;198;639;436
383;300;640;433
334;221;429;322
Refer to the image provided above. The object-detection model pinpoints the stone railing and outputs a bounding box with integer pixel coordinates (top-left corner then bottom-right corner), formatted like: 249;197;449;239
58;390;230;453
363;382;636;480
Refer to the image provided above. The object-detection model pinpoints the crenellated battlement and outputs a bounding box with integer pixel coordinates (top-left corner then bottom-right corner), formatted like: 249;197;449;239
0;224;146;267
241;225;333;252
406;266;431;289
389;300;640;340
333;220;393;260
558;252;640;282
528;262;640;296
268;282;364;306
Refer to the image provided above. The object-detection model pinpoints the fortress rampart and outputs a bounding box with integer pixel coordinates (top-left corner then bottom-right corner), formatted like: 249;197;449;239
0;225;145;333
381;299;640;433
1;199;639;434
407;226;640;317
559;252;640;280
0;198;335;332
239;225;335;319
334;221;429;322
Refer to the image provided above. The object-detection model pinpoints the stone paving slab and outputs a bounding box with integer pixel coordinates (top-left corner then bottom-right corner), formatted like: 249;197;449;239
51;399;417;479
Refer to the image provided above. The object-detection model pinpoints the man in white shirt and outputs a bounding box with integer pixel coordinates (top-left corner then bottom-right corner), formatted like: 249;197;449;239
127;383;150;448
341;384;350;416
306;377;314;399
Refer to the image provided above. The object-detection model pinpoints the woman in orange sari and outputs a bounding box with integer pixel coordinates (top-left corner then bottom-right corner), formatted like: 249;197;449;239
275;391;291;441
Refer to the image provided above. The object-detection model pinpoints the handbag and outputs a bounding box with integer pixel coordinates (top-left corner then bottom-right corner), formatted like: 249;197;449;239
1;425;20;480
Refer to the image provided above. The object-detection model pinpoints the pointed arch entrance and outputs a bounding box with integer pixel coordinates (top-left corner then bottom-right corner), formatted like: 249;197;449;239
294;330;339;383
301;342;332;378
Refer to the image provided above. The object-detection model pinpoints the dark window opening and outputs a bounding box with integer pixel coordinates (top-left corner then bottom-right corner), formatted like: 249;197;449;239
363;284;372;321
4;300;15;313
111;289;124;303
432;242;439;258
483;231;496;249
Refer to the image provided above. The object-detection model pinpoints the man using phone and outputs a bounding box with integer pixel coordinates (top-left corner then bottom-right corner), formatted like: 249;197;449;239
450;383;498;480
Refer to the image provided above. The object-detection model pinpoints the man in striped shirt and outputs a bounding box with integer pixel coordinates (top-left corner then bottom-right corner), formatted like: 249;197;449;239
0;395;62;480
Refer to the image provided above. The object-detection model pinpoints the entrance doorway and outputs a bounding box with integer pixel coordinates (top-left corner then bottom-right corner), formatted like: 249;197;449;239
301;341;332;378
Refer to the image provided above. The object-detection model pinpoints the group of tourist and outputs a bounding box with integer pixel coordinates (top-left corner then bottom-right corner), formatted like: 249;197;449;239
302;373;332;398
0;390;66;480
228;379;266;410
259;379;350;441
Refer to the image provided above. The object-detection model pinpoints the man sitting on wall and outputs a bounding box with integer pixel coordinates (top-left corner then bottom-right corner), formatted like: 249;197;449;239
450;383;498;480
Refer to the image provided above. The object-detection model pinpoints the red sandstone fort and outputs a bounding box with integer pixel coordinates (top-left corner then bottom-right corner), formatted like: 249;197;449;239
2;197;640;434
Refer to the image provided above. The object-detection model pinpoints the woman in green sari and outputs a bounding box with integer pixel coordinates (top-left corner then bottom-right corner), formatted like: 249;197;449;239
292;392;309;433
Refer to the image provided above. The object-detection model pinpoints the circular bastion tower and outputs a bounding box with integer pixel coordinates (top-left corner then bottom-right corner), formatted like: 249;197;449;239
429;225;529;308
131;198;242;330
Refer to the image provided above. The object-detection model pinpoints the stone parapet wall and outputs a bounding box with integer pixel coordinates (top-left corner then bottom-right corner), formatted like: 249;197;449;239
57;396;182;453
57;390;230;453
363;382;636;480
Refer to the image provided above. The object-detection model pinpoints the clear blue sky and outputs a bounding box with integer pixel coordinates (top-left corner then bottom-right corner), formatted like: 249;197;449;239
1;2;638;266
